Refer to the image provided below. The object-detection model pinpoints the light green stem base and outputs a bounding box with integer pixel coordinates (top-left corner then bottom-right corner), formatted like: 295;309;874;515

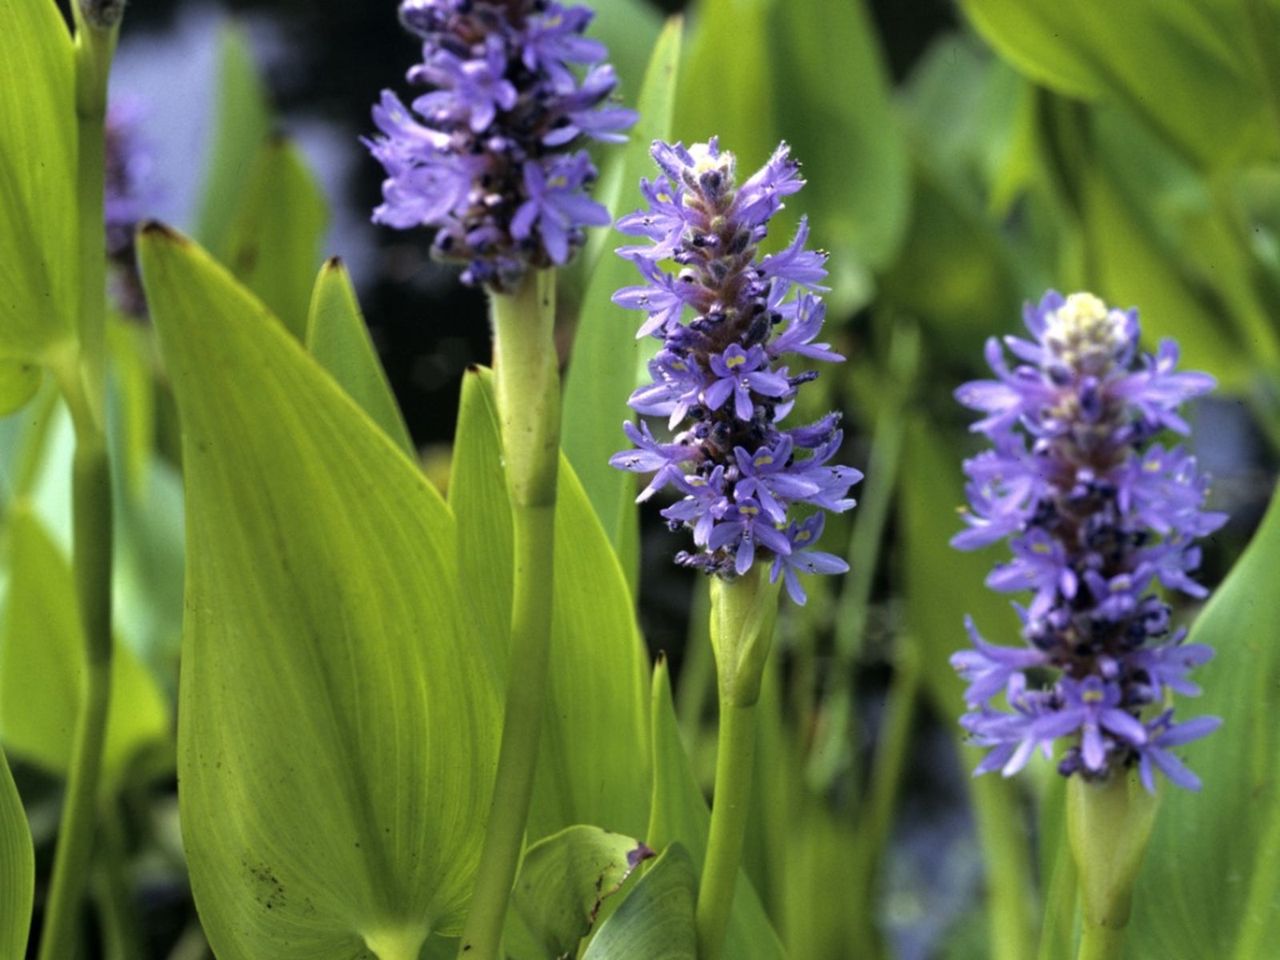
457;272;559;960
696;694;757;960
696;570;778;960
37;8;118;949
1077;920;1127;960
1067;773;1159;960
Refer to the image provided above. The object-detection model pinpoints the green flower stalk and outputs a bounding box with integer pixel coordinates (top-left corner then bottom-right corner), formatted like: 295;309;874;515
366;2;636;955
610;139;858;960
37;2;120;958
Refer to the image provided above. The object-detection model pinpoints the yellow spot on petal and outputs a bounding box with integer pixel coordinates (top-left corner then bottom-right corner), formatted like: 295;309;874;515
725;353;746;369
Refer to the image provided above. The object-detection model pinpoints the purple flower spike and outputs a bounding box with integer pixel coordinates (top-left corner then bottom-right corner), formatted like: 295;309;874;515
367;0;637;292
610;140;858;600
952;291;1226;791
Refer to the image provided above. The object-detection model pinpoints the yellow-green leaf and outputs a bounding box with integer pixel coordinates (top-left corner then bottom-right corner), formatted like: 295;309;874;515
306;258;414;457
0;745;33;958
0;0;77;361
0;505;169;793
512;824;652;958
196;24;272;256
223;138;329;341
0;361;41;418
138;224;499;958
581;844;698;960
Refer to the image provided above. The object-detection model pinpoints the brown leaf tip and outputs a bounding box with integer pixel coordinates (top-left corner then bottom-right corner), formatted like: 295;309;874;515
138;220;188;244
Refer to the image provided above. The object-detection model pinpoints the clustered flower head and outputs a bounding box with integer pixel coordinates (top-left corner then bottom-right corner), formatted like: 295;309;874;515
365;0;637;292
609;139;860;604
952;290;1227;791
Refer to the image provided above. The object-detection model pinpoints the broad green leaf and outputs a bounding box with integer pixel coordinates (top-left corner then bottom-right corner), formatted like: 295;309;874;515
196;25;272;256
586;0;662;108
223;138;329;341
449;368;651;841
1128;480;1280;959
898;417;1037;960
0;746;32;958
959;0;1279;171
0;0;76;361
1080;159;1251;390
512;824;653;959
138;225;499;957
581;844;698;960
0;361;41;418
306;258;414;457
0;505;169;792
769;0;908;284
676;0;776;174
647;658;787;960
563;18;682;563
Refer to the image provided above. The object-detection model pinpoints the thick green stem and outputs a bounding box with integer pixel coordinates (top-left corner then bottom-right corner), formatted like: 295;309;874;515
37;12;118;958
93;803;143;960
697;570;778;960
1067;773;1159;960
1076;922;1127;960
458;272;559;960
696;694;757;960
38;427;114;960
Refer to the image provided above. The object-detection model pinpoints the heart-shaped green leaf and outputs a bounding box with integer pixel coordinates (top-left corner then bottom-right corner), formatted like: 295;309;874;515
0;504;169;793
1128;480;1280;959
512;824;653;958
449;367;651;841
305;258;414;457
0;745;33;958
138;224;499;959
581;843;698;960
0;0;77;361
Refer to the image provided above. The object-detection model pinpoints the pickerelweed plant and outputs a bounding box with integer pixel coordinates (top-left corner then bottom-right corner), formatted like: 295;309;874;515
611;138;859;960
951;290;1227;960
366;4;634;958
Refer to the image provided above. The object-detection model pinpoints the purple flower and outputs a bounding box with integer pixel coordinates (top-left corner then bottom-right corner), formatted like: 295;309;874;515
366;0;636;292
953;291;1225;791
769;515;848;605
104;98;158;318
610;140;858;597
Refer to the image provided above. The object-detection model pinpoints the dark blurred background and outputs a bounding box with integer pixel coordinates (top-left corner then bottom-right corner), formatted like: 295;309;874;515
96;0;955;449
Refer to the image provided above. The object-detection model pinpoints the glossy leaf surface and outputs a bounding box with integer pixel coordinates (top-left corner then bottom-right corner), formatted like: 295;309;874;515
0;0;76;361
139;226;498;958
0;362;41;418
305;258;414;456
512;824;652;958
581;844;698;960
0;746;32;959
